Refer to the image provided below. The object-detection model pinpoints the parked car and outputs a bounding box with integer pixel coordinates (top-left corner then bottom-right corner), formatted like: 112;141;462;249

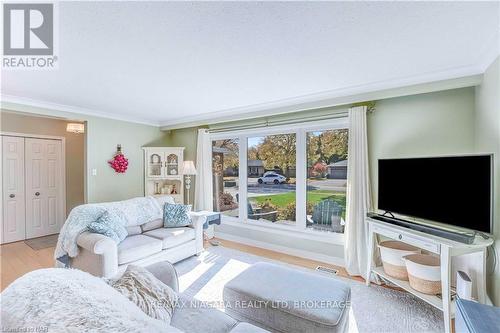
258;173;287;184
262;170;278;177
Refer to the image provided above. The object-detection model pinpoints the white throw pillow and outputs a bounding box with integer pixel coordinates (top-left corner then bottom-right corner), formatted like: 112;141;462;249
108;265;178;324
154;195;176;209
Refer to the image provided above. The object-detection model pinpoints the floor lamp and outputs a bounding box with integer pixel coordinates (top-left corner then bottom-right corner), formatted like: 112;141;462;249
183;161;197;205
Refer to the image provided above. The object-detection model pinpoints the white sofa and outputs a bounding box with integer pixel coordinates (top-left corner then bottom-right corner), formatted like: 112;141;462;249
71;196;206;278
1;262;268;332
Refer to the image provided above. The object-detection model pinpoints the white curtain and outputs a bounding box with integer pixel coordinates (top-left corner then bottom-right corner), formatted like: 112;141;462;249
194;129;213;211
344;106;373;279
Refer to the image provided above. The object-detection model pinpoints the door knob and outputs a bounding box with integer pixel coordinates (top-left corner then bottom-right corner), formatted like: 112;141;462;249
9;194;15;198
35;192;40;196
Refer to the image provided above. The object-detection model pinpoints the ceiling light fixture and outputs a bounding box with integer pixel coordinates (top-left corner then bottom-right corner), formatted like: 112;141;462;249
66;123;85;134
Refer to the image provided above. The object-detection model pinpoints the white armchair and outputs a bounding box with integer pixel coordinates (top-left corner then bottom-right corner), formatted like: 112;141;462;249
72;211;206;278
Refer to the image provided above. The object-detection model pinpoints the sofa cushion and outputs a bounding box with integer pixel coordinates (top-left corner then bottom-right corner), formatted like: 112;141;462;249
223;262;350;333
141;218;164;233
126;225;142;236
118;235;163;265
143;227;195;250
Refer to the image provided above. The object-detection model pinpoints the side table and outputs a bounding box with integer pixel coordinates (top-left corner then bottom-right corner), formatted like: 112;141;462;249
196;210;221;239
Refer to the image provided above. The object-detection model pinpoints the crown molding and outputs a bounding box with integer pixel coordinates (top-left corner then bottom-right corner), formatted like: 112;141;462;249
159;65;484;130
0;94;160;126
1;63;486;130
478;31;500;72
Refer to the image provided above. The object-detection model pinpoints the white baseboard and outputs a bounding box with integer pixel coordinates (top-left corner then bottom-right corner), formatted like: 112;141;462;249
216;231;346;267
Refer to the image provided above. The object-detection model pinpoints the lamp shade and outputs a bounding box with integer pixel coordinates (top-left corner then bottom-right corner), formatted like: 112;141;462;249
182;160;197;175
66;123;85;133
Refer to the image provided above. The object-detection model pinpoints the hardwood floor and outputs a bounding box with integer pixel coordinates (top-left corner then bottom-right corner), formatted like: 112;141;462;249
1;237;451;331
0;240;56;291
1;237;360;291
210;238;357;280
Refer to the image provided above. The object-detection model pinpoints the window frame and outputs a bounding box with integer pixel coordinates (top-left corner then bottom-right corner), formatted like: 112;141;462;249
210;117;349;239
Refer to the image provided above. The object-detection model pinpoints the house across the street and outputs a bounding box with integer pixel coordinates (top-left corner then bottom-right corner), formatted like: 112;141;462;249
248;160;265;177
327;160;348;179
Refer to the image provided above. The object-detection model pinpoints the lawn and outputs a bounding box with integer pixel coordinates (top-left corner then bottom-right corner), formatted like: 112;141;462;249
252;190;346;209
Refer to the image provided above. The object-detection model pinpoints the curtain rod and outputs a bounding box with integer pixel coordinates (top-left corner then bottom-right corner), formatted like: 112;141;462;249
209;101;375;133
209;111;349;133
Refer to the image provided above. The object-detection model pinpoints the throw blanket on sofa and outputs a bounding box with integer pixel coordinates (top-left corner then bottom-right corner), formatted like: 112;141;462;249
0;268;180;333
55;196;162;263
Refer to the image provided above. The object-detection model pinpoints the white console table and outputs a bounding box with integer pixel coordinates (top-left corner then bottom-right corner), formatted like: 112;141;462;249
366;218;493;333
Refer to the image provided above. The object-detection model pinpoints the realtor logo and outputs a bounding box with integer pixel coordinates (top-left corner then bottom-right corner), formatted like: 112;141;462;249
2;2;58;69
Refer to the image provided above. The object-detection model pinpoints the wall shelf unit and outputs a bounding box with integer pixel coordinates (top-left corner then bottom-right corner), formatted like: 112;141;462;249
143;147;185;204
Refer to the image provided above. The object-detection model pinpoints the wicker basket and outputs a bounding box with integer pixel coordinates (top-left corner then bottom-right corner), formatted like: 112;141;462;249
404;254;441;295
378;241;421;281
407;274;442;295
381;261;409;280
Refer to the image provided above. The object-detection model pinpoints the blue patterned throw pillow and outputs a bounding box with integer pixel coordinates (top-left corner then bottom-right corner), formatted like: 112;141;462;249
163;203;192;228
88;210;128;243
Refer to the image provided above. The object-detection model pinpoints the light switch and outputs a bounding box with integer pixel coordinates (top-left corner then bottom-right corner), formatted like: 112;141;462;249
91;168;97;176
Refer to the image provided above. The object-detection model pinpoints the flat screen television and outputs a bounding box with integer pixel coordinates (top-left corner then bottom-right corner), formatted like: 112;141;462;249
378;155;492;234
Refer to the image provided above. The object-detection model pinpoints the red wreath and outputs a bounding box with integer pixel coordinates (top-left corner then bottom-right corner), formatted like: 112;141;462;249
108;145;128;173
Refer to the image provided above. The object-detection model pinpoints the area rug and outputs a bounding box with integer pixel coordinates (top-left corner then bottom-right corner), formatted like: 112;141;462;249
174;246;444;333
24;234;58;250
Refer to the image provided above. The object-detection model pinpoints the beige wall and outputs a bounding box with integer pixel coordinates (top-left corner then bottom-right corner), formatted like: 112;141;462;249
1;111;85;215
475;56;500;305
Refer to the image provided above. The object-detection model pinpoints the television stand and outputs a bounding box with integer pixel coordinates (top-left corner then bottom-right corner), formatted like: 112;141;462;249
366;217;493;333
367;212;475;244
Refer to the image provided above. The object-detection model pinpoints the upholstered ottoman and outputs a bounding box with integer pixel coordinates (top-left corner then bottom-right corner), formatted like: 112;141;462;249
223;262;350;333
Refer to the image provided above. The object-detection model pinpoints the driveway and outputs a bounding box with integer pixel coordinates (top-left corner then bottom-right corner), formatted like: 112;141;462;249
307;179;347;192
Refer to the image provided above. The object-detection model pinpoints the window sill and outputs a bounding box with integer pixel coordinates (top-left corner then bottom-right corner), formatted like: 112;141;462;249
219;215;345;245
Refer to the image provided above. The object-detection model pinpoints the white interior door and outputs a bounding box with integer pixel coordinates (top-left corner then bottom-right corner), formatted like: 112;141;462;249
25;138;64;239
2;136;26;243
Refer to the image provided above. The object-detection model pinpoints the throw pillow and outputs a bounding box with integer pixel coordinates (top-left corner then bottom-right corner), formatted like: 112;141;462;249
163;203;192;228
88;210;128;243
108;265;178;324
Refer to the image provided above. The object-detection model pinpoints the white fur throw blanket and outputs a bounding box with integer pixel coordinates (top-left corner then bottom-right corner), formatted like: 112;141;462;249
0;268;181;333
54;196;162;261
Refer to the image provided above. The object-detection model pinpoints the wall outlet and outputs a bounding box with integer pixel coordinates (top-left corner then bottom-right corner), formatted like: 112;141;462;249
91;168;97;176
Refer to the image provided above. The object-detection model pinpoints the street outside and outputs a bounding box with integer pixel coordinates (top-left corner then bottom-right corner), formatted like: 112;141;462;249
224;178;346;198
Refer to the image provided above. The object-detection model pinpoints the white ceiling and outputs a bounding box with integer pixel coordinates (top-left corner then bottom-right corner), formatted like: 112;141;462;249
2;1;499;126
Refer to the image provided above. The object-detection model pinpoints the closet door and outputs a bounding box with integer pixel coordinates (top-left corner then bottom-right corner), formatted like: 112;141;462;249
2;136;26;243
25;138;64;239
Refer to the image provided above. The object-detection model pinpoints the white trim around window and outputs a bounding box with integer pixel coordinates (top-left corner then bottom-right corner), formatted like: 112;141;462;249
210;118;349;244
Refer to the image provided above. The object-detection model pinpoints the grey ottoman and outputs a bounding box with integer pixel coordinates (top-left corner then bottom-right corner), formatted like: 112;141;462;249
223;262;350;333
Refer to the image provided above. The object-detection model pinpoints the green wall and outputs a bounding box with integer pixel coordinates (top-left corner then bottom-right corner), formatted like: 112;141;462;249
166;87;478;268
475;56;500;305
168;87;477;208
368;87;476;206
85;115;167;203
164;127;199;162
0;103;168;204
